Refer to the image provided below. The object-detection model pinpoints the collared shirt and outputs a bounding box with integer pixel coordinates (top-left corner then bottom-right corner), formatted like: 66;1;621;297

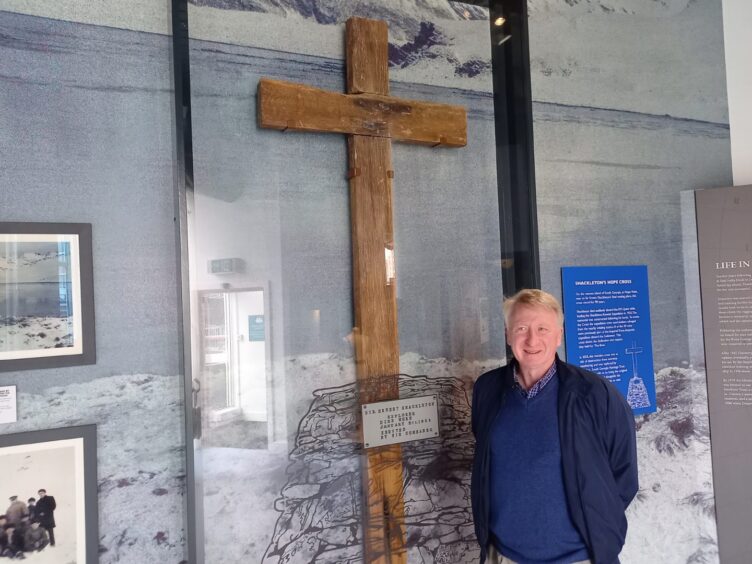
513;361;557;399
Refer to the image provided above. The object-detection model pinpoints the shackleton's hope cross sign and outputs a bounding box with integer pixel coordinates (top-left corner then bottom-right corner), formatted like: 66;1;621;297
257;16;467;563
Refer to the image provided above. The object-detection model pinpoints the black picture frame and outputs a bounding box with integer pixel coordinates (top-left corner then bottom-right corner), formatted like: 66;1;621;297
0;222;95;372
0;424;99;562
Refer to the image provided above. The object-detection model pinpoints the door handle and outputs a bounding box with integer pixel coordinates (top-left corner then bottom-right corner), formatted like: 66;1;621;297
192;378;202;439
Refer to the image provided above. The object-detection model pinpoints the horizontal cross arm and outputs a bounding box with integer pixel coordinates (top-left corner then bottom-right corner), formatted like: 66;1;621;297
258;78;467;147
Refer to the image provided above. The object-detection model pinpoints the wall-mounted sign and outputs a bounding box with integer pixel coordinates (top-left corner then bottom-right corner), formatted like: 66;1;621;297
362;395;439;449
0;385;17;424
561;265;656;415
696;185;752;562
248;315;265;341
208;258;245;275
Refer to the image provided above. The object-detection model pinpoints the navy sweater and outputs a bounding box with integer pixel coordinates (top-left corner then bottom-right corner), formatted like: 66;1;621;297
488;375;589;563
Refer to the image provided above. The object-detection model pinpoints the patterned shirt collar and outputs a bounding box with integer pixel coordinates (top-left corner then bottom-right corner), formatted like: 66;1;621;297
513;361;557;399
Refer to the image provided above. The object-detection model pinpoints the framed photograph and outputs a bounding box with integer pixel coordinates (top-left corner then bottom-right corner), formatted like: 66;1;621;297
0;425;98;563
0;223;95;372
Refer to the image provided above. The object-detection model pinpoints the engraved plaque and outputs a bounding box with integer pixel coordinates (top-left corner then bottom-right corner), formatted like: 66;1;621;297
361;395;440;448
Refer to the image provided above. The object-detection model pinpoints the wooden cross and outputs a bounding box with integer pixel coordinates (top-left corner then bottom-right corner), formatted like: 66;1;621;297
258;16;467;563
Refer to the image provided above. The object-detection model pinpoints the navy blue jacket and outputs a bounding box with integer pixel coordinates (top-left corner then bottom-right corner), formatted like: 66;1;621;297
471;357;638;564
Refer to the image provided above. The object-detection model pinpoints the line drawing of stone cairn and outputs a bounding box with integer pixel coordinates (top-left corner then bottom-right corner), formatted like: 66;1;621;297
626;341;651;409
263;373;478;563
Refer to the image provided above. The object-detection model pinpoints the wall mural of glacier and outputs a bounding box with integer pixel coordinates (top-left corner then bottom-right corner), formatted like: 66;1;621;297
187;0;492;91
0;0;734;563
0;8;186;564
187;1;732;563
187;1;728;563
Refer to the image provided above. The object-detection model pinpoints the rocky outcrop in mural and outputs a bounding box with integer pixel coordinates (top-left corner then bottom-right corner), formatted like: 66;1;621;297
263;374;476;563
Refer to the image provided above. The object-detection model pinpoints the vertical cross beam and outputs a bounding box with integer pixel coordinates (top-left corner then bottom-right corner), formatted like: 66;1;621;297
346;18;407;563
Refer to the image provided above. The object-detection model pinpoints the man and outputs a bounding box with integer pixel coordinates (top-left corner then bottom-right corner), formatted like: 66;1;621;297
25;499;36;524
13;517;29;552
471;289;638;564
1;524;25;559
5;497;27;527
24;521;49;552
34;490;56;547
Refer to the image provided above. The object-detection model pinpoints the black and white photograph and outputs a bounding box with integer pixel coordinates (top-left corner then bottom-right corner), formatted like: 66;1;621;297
0;425;97;563
0;223;95;372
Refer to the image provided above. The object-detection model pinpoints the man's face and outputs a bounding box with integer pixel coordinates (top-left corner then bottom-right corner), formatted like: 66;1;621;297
38;491;45;498
506;304;562;375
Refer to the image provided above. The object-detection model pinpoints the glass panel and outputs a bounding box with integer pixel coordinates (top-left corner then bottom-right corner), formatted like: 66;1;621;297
527;2;732;561
186;1;501;562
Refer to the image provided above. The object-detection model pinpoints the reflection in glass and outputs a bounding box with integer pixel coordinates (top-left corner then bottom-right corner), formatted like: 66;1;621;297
197;289;268;449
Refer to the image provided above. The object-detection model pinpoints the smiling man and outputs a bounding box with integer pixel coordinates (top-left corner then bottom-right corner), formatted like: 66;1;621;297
471;289;638;564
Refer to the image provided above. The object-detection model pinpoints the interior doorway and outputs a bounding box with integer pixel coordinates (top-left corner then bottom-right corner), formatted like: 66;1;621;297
197;288;270;449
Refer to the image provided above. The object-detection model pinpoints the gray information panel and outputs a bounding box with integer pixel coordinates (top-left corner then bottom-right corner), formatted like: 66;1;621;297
696;185;752;564
362;395;440;449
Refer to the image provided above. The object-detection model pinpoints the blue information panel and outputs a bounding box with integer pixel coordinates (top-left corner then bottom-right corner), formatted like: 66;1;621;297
248;315;265;342
561;265;656;415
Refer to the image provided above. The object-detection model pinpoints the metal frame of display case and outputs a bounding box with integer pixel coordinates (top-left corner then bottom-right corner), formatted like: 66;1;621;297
170;1;199;562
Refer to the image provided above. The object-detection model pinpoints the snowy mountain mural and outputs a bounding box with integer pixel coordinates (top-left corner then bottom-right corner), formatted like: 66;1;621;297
189;0;697;22
527;0;692;15
191;0;488;24
185;0;726;561
186;0;493;90
0;0;731;562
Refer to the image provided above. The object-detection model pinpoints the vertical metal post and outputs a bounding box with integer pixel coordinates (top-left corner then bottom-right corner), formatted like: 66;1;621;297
170;0;200;562
490;0;541;296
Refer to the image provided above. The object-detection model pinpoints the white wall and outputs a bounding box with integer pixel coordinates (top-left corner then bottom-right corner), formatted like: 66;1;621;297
723;0;752;185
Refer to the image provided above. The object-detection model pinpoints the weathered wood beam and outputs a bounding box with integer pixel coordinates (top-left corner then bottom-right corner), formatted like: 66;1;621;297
349;133;406;563
348;135;399;399
258;78;467;148
347;17;389;95
346;17;406;564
